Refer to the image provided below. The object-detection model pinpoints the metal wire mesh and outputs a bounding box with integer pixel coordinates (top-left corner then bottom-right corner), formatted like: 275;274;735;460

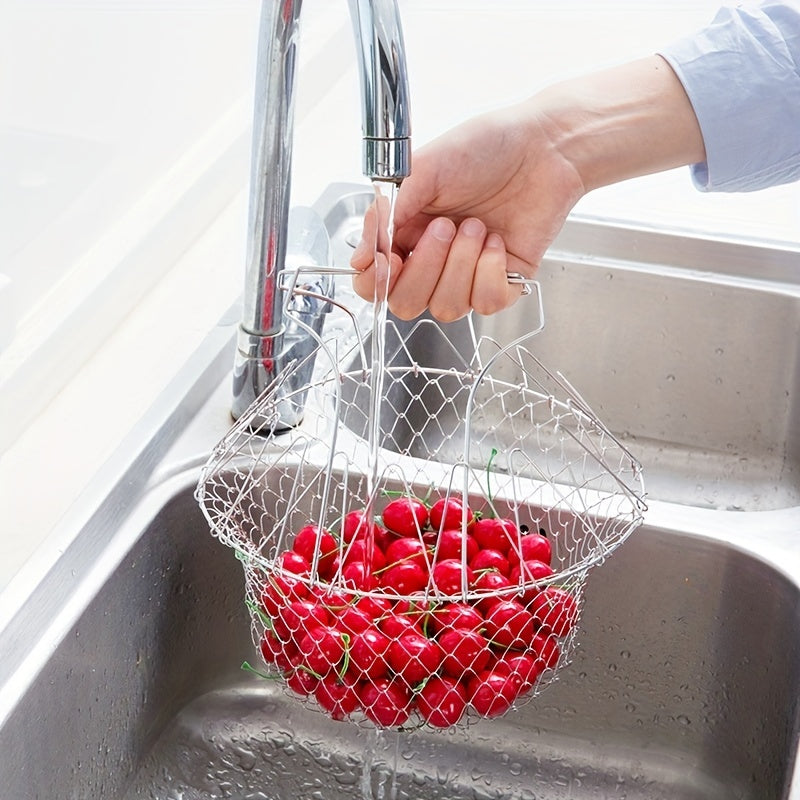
196;273;646;731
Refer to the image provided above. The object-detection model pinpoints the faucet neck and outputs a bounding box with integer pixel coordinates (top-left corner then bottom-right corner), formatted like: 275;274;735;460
348;0;412;180
240;0;302;340
232;0;412;425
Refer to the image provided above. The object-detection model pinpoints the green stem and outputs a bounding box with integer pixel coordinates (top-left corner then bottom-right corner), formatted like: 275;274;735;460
241;661;278;680
296;663;325;681
245;599;273;629
338;632;352;680
486;447;498;509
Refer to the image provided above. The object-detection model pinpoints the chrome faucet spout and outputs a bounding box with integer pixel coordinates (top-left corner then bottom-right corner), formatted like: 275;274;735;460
348;0;412;181
231;0;412;428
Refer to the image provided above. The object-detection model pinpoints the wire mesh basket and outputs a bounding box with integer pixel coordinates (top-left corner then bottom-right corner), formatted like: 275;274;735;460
196;268;646;730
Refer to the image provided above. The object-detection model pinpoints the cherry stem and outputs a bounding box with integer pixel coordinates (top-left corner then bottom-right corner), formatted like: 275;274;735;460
246;599;273;629
486;447;498;509
338;633;352;679
241;661;278;681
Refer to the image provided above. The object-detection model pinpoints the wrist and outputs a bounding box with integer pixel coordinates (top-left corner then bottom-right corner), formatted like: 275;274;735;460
531;55;706;193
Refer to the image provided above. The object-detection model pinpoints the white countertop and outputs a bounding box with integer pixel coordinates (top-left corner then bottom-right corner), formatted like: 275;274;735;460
3;0;799;596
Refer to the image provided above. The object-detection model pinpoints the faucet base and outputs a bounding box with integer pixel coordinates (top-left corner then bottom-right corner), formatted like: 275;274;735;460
232;206;334;430
231;348;301;432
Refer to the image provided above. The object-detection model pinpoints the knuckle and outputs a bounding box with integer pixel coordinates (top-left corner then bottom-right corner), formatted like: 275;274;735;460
389;299;423;321
471;289;504;317
429;301;463;324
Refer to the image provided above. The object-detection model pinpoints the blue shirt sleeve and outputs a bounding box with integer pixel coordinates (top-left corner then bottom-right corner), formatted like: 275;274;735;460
658;1;800;192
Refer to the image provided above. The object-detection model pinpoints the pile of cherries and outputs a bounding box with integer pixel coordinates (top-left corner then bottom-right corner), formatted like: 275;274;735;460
256;494;578;729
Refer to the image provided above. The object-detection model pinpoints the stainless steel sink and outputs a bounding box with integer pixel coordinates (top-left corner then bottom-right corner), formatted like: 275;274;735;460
1;184;799;799
0;465;798;799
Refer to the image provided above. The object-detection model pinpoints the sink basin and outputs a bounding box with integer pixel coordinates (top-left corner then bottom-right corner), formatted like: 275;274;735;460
0;466;798;799
320;184;800;513
1;183;799;799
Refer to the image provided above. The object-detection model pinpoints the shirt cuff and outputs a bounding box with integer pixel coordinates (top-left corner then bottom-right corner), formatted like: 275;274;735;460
658;2;800;192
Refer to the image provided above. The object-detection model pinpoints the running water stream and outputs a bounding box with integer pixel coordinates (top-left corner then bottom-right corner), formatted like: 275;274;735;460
360;179;401;800
362;180;400;568
360;727;401;800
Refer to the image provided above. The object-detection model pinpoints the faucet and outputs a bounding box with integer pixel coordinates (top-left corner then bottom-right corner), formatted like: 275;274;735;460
231;0;411;429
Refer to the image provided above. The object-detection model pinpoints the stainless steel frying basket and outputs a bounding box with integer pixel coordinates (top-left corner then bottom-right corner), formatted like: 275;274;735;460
196;268;646;730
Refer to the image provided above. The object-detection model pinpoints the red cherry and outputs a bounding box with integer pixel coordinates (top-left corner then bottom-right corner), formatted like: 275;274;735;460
471;517;517;554
342;510;377;543
508;531;552;567
530;587;579;638
429;496;473;532
355;595;392;618
314;673;360;720
438;627;492;677
260;572;308;618
380;561;428;596
259;629;295;671
483;599;536;650
379;611;423;638
277;549;311;576
432;558;474;596
292;524;338;578
531;630;561;670
276;599;329;641
381;497;429;537
336;602;373;635
433;528;479;563
510;558;554;604
468;669;519;718
387;631;442;686
384;537;428;570
416;675;467;728
341;560;379;592
428;602;484;633
341;538;387;571
349;627;391;680
285;665;317;696
470;548;511;576
358;679;412;728
494;652;544;693
297;625;346;676
472;570;513;614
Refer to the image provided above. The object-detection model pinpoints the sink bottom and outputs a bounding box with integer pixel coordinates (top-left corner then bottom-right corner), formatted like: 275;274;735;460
123;683;739;800
109;480;798;800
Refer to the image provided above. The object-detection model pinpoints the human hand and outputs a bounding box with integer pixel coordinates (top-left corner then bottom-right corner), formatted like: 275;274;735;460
350;102;585;322
350;56;704;322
